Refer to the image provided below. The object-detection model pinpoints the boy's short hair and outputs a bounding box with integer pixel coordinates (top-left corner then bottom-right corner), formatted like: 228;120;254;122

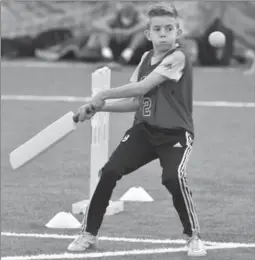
147;2;178;19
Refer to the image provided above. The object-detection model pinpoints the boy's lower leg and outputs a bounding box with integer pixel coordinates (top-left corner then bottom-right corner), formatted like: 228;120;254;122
68;169;121;252
163;177;199;237
82;169;121;235
158;136;200;237
163;178;207;256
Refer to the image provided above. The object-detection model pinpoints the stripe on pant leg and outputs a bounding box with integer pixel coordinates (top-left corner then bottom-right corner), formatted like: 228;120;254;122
81;198;91;232
183;177;200;232
182;132;199;231
183;132;200;232
177;145;196;231
180;176;200;232
81;169;103;232
177;132;201;233
179;132;200;233
180;150;198;232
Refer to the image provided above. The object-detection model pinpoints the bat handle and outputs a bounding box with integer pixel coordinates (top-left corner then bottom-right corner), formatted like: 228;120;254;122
73;113;80;123
73;105;96;123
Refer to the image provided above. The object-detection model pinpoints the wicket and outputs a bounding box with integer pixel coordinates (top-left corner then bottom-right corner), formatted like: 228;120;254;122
90;67;110;198
72;67;124;216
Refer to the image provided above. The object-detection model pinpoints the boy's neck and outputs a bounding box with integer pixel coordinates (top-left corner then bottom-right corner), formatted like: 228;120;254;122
153;43;178;57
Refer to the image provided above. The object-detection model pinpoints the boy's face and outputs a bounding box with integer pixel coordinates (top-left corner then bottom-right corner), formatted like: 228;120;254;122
146;16;179;52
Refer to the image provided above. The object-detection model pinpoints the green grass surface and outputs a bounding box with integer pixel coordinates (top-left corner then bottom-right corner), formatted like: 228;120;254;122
1;63;255;259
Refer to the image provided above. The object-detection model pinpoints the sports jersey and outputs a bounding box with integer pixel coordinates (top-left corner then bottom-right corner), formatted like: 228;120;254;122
130;45;194;134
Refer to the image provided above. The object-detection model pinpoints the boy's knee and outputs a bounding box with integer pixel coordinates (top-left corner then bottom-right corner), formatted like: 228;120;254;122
162;172;180;192
162;174;192;197
162;175;178;184
100;163;125;182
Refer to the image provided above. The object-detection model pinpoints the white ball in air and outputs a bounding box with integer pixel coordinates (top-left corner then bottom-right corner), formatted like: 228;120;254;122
208;31;226;48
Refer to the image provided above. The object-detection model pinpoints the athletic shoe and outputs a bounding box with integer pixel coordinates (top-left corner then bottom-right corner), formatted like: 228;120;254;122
67;231;98;252
186;234;207;256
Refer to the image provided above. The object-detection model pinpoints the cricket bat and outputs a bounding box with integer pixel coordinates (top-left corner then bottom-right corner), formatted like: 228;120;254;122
9;111;80;170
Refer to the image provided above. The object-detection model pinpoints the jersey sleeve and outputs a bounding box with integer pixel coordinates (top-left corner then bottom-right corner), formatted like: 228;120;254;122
130;51;149;82
153;50;185;82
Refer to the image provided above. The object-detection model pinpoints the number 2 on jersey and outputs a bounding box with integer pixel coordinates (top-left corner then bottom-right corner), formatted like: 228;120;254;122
142;97;152;116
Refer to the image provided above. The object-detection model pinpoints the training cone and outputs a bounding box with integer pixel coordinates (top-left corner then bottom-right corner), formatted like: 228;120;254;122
45;212;81;229
120;187;154;202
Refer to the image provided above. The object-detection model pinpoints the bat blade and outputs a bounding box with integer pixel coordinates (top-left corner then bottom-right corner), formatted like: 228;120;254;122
10;111;77;170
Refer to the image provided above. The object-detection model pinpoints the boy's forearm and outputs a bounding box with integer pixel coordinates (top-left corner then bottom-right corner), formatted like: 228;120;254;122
101;82;145;100
99;98;139;113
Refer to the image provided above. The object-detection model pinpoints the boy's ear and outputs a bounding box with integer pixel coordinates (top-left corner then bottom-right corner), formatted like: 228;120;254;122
177;28;182;37
144;30;151;41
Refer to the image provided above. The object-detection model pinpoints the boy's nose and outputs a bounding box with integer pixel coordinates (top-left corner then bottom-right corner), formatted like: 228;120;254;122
160;29;166;37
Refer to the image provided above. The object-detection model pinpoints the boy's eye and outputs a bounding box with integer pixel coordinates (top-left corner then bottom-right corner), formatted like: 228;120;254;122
166;26;173;31
154;27;160;31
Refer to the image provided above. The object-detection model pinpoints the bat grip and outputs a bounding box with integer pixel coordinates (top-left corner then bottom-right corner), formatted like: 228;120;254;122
73;105;96;123
73;114;80;123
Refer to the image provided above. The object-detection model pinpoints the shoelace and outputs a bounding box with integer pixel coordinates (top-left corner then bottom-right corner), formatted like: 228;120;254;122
74;235;85;244
74;232;90;243
187;236;199;246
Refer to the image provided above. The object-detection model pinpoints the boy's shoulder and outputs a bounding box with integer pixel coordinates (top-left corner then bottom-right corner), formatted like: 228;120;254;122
137;50;152;65
129;51;150;83
154;47;185;69
175;42;192;59
164;49;185;63
157;45;191;71
139;45;187;68
140;50;151;61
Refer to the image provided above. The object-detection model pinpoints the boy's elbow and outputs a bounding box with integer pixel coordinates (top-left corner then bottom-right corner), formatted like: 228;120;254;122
135;102;140;110
132;98;140;110
133;97;140;105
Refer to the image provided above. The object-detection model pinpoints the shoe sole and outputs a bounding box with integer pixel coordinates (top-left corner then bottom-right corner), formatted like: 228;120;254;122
67;242;98;252
187;250;207;257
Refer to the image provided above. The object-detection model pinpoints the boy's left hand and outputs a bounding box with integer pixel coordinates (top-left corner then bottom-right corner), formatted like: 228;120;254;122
91;93;105;110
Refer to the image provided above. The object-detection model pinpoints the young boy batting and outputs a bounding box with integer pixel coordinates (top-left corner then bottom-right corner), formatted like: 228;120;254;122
68;2;207;257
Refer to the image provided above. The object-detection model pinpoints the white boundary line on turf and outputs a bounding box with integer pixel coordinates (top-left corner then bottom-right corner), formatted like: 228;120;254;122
0;247;188;260
2;244;255;260
2;232;255;248
1;95;255;107
1;95;88;102
1;231;185;244
1;60;245;72
1;60;93;69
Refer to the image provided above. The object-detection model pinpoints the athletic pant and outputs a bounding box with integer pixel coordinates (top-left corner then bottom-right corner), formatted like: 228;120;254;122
81;123;200;237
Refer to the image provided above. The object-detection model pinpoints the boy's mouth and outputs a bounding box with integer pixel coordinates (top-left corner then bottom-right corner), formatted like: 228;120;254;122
159;41;169;45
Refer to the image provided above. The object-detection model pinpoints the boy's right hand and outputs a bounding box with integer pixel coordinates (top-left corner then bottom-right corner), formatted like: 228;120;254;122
78;103;96;122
